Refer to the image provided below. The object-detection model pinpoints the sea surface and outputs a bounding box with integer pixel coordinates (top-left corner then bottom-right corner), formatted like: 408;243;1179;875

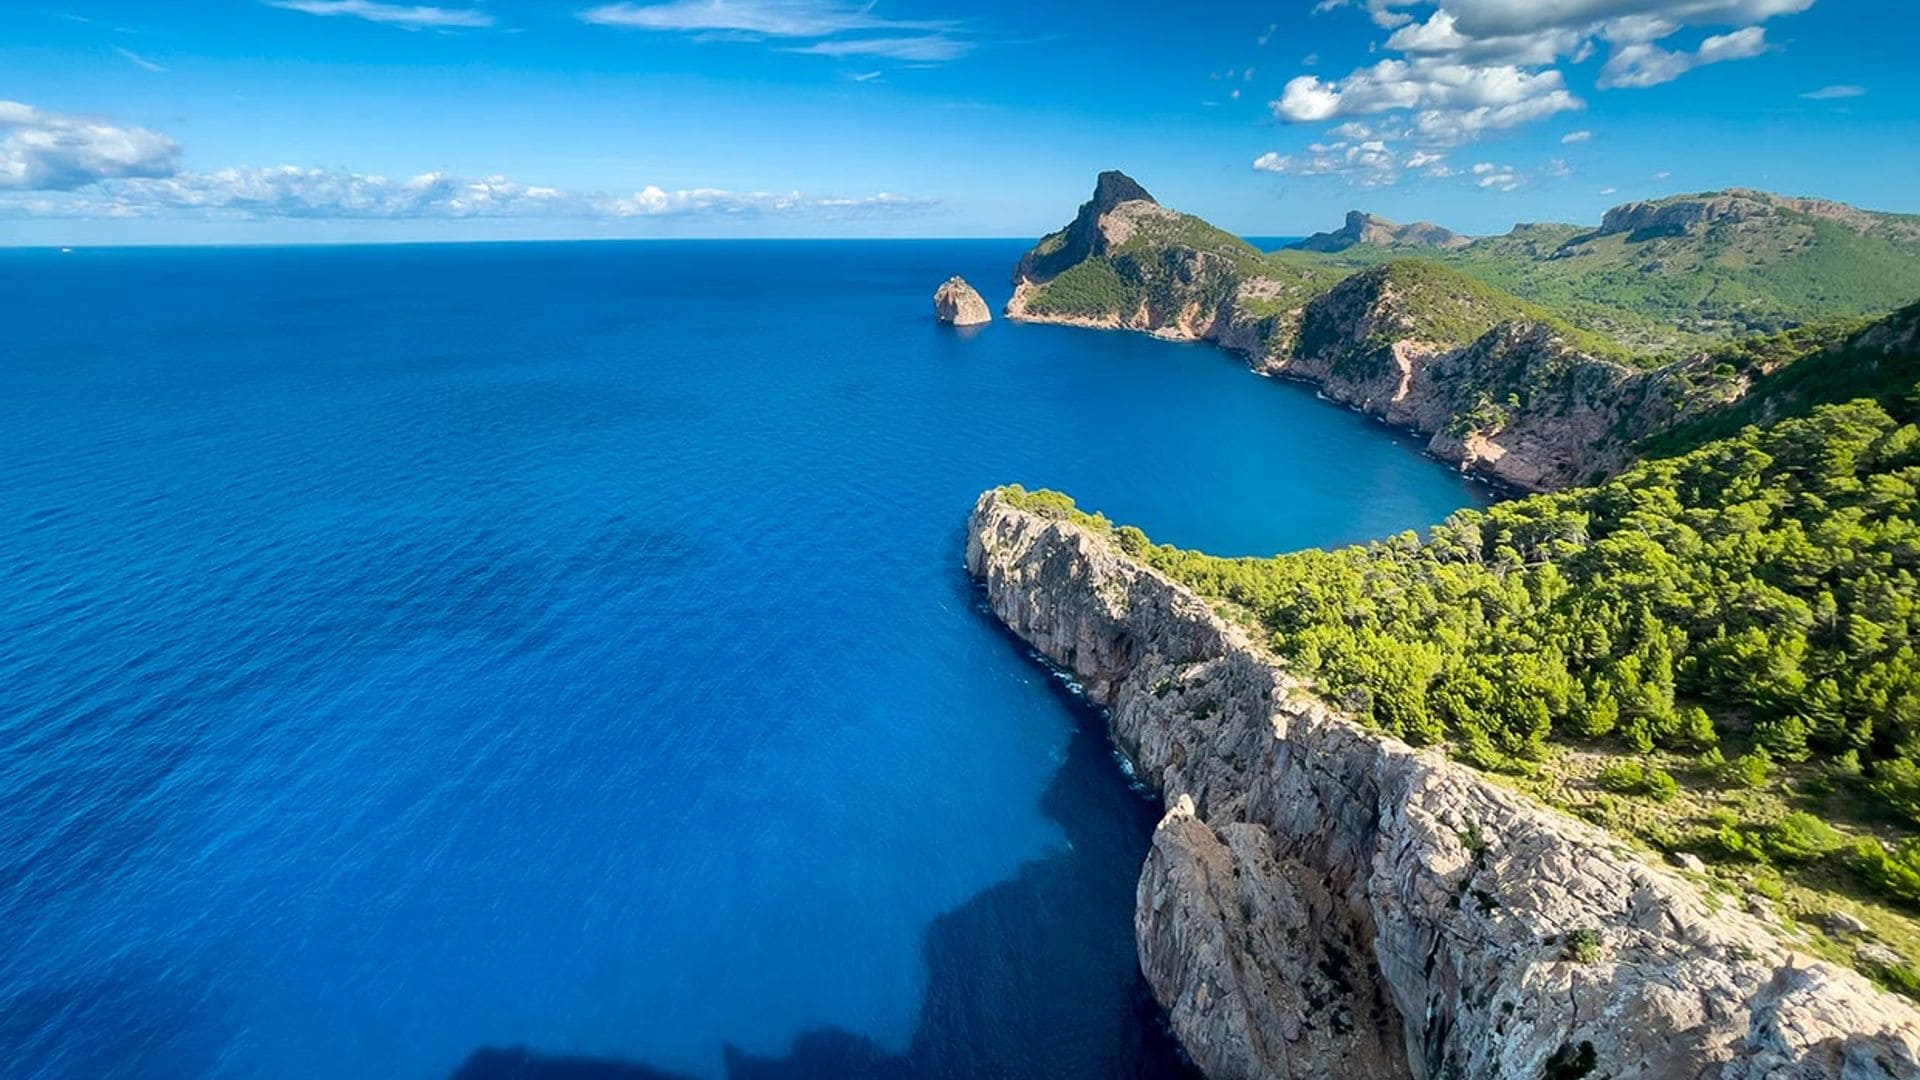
0;241;1489;1079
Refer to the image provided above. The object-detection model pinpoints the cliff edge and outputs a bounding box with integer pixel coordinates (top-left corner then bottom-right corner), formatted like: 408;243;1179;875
966;489;1920;1080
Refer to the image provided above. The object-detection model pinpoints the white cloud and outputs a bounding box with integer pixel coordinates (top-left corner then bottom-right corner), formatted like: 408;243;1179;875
1440;0;1811;38
1599;24;1767;87
787;35;970;61
1560;128;1592;143
581;0;947;34
1251;142;1462;188
1465;161;1521;189
0;164;935;222
581;0;971;63
1274;0;1818;159
263;0;494;29
1386;10;1588;65
1314;0;1422;29
1800;83;1865;99
1274;59;1578;123
1407;94;1584;143
113;47;168;73
1253;138;1403;187
0;100;180;191
1600;185;1618;194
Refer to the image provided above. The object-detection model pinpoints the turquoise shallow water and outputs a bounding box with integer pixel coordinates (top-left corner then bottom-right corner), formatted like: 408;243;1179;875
0;240;1488;1079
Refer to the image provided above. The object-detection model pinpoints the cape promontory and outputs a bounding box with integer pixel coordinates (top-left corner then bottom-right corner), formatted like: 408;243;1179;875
1004;170;1920;490
968;488;1920;1079
933;276;992;326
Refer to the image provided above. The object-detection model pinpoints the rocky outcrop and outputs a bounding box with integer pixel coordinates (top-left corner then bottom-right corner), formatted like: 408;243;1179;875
934;276;992;326
967;490;1920;1080
1292;210;1470;253
1597;188;1920;243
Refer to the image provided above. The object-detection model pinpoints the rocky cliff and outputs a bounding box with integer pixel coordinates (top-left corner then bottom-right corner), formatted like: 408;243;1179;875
1291;210;1470;253
1596;188;1920;244
934;276;992;326
967;489;1920;1080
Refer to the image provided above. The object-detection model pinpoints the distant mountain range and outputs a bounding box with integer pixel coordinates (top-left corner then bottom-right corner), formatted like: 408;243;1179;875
1291;210;1470;253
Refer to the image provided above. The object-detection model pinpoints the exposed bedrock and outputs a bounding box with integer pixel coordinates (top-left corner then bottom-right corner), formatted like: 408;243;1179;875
965;489;1920;1080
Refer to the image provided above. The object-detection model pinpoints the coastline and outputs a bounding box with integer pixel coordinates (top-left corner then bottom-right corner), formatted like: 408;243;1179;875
1005;303;1525;500
965;487;1920;1078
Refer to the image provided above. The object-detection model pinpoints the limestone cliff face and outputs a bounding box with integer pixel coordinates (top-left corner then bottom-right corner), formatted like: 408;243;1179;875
1013;170;1160;285
934;276;992;326
1597;188;1920;243
966;490;1920;1080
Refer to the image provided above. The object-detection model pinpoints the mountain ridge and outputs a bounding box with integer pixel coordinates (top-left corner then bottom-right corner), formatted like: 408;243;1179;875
1290;210;1471;253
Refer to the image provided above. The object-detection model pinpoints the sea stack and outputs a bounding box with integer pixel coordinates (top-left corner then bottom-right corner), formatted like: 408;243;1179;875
934;276;992;326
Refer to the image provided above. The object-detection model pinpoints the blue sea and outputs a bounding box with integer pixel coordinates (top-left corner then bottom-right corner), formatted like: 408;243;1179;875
0;241;1488;1079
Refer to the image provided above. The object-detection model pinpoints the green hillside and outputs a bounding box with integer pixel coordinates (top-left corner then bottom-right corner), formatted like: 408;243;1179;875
1021;175;1920;359
999;305;1920;995
1269;189;1920;352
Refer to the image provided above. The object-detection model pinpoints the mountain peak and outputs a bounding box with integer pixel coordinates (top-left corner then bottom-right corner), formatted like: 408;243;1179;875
1090;170;1156;214
1014;171;1162;283
1595;188;1915;241
1292;210;1469;253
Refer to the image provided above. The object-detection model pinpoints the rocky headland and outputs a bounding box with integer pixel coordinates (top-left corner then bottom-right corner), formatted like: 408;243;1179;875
967;489;1920;1079
1003;172;1920;491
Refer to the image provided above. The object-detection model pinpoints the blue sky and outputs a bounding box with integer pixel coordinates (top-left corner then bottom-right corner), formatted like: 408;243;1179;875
1;0;1913;244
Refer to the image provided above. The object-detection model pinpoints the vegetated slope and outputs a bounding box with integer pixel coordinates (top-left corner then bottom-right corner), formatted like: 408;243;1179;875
1434;191;1920;349
1040;305;1920;995
973;487;1920;1075
1008;171;1341;332
1643;302;1920;457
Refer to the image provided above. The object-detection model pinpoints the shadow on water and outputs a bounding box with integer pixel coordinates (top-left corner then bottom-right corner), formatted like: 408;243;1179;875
448;583;1200;1080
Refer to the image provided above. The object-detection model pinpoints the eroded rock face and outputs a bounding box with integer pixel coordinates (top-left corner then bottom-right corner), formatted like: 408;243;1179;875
933;276;992;326
1013;170;1157;284
1595;188;1920;241
965;490;1920;1080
